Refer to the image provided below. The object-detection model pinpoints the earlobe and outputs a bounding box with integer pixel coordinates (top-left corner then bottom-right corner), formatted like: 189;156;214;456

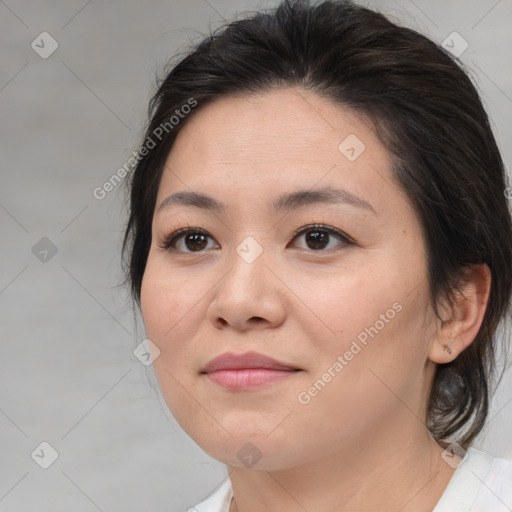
430;337;457;364
428;263;491;364
441;344;452;355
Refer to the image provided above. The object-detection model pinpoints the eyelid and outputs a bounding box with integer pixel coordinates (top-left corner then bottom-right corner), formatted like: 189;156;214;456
158;223;355;252
158;226;215;251
291;223;355;246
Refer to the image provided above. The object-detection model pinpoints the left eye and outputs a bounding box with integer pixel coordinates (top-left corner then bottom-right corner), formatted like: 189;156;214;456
159;224;353;253
290;224;353;251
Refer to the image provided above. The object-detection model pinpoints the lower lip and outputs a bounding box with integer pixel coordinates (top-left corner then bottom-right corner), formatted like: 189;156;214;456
205;368;299;389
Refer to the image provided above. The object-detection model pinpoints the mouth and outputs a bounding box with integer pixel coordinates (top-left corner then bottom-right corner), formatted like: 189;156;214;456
204;368;301;389
201;351;302;390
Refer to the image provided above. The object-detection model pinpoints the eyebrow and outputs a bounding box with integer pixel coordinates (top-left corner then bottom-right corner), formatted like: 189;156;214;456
157;186;377;215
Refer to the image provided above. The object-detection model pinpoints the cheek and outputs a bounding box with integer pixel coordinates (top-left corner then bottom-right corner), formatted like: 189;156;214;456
140;257;194;355
140;258;202;423
297;264;428;381
291;267;399;349
140;266;168;343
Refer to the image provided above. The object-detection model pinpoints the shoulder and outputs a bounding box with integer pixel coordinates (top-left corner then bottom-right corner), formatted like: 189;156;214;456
434;447;512;512
187;478;233;512
475;450;512;499
471;448;512;511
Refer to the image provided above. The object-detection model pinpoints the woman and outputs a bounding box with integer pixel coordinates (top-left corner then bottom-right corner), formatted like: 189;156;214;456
121;0;512;510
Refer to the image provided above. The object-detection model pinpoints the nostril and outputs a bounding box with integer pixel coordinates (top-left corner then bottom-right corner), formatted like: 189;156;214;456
250;317;265;323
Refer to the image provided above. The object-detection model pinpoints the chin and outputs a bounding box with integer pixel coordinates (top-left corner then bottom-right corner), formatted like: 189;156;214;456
186;425;307;471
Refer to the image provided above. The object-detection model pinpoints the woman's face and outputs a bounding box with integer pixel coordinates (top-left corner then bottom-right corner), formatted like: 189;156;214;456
140;88;438;470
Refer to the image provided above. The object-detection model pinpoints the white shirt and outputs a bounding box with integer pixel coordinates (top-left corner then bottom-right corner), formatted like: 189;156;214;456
188;448;512;511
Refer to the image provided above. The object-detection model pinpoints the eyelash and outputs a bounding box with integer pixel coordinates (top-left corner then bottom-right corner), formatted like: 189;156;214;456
158;223;355;253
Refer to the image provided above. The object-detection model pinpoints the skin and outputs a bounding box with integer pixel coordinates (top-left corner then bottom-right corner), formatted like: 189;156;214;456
140;87;491;512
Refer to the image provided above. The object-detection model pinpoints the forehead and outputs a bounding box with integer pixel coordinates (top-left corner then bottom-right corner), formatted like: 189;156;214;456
156;87;405;219
169;88;386;166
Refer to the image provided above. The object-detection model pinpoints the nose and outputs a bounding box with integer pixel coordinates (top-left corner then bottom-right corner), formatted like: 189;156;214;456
206;244;287;331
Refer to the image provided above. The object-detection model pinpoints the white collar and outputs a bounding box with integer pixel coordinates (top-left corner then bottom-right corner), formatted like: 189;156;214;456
193;447;499;512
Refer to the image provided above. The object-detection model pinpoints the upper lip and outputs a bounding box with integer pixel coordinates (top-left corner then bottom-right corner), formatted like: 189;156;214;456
201;351;301;373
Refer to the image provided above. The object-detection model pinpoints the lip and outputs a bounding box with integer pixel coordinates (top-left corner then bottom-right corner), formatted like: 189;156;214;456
201;351;300;373
201;351;302;390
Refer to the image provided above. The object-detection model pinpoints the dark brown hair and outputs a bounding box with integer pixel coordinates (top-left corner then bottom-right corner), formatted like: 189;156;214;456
121;0;512;448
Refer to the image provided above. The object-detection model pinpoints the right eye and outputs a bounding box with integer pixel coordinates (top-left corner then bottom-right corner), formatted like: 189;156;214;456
159;227;219;253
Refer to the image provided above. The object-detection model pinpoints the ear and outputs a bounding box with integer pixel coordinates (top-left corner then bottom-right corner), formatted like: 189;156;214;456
428;263;492;364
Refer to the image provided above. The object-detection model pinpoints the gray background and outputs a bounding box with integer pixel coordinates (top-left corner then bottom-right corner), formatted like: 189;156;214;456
1;0;511;511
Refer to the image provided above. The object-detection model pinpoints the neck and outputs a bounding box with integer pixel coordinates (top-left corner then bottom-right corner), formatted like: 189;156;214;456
227;419;455;512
